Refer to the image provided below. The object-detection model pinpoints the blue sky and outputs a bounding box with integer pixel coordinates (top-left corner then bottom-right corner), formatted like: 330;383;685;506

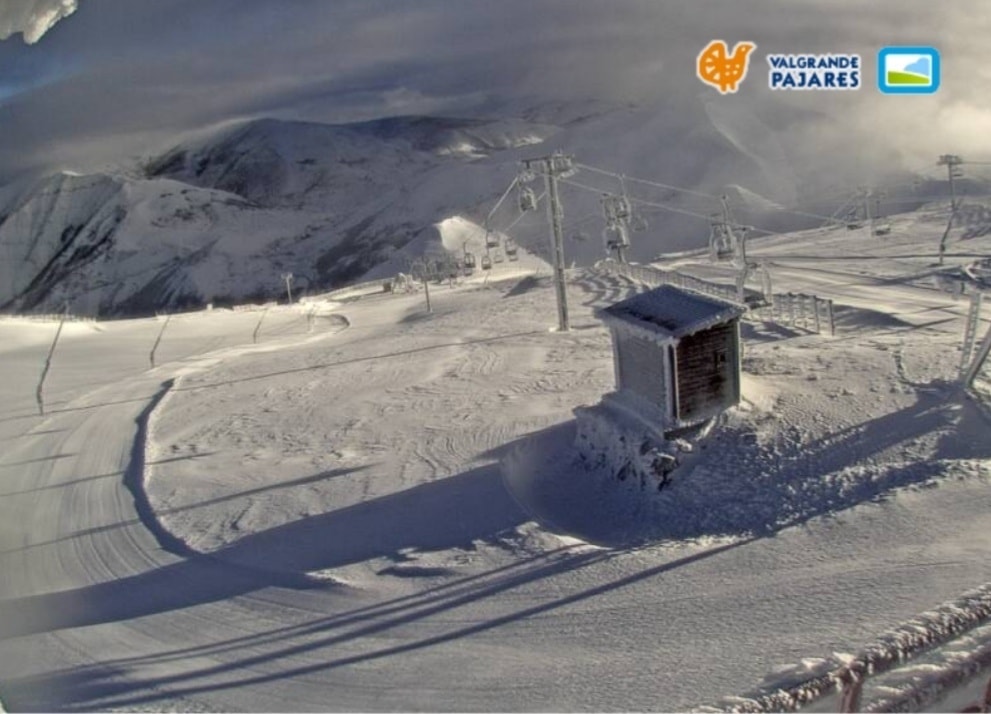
0;0;989;181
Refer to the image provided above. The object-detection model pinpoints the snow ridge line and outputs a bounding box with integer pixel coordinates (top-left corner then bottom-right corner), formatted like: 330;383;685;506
724;582;991;712
121;377;196;558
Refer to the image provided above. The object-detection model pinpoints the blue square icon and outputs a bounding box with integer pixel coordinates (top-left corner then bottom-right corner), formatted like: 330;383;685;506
878;47;940;94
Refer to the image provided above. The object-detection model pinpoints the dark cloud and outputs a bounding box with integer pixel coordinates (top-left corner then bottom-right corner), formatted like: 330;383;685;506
0;0;988;181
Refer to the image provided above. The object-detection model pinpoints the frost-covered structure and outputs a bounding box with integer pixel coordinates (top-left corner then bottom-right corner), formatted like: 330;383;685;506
599;285;744;429
575;285;745;491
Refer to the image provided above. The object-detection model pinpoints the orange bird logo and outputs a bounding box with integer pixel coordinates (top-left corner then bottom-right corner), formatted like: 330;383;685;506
697;40;757;94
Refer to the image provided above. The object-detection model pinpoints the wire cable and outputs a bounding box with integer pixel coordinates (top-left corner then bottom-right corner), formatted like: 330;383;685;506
484;176;520;230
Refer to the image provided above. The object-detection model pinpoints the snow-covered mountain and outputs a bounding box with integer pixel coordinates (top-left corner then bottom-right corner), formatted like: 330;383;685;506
0;115;558;316
0;98;978;316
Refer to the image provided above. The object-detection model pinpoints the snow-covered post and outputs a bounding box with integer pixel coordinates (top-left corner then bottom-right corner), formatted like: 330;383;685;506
282;272;295;304
960;293;983;378
307;306;316;333
422;276;432;313
812;296;821;334
36;307;68;415
963;320;991;389
149;313;172;368
826;299;835;336
252;307;269;344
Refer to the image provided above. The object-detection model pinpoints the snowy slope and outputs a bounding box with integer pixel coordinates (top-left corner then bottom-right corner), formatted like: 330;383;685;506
0;206;989;711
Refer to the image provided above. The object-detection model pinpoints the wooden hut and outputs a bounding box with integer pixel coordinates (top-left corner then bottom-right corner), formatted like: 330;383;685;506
597;285;745;432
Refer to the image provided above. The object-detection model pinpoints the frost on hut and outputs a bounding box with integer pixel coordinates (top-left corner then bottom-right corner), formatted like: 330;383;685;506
575;285;746;491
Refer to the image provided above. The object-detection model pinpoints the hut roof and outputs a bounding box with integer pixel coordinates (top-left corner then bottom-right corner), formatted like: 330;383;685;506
598;285;745;339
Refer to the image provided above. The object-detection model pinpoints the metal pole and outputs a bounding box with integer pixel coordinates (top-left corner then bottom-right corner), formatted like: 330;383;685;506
938;213;955;266
963;320;991;388
423;276;432;313
252;307;269;344
149;313;171;368
961;292;983;378
36;313;67;415
948;161;959;212
544;162;570;332
938;155;963;264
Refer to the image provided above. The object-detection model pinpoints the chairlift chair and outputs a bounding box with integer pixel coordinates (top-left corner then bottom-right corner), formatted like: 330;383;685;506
481;255;493;270
492;250;504;263
518;186;538;212
505;239;519;261
709;222;734;262
486;231;500;248
464;251;477;269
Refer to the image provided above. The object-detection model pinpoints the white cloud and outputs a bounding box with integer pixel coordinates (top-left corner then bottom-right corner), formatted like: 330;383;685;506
0;0;78;44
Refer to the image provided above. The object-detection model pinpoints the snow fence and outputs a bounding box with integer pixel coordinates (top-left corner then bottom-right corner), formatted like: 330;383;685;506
718;582;991;712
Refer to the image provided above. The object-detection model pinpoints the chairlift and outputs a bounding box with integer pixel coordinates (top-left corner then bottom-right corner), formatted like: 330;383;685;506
481;255;493;271
518;186;538;212
603;225;629;253
505;239;519;260
709;222;734;261
631;213;649;232
486;231;500;248
464;251;477;268
492;250;504;263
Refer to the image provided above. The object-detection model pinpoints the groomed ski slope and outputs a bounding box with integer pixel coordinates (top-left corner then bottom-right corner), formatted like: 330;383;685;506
0;211;990;711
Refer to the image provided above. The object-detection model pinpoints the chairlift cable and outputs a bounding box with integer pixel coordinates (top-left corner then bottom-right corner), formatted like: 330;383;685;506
485;176;520;230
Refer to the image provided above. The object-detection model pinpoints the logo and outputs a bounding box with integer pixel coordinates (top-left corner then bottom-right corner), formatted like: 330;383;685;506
697;40;757;94
878;46;939;94
766;53;861;90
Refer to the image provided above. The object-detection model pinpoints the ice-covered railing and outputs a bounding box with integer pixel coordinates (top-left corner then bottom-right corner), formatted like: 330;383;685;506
593;260;835;335
714;582;991;713
0;312;97;323
755;292;836;336
595;259;743;304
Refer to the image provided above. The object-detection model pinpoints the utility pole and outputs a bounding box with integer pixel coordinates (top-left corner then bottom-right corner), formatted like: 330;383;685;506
521;152;575;332
938;154;964;211
937;154;964;265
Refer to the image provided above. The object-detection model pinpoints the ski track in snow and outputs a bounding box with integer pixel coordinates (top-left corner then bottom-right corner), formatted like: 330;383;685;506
0;221;990;711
